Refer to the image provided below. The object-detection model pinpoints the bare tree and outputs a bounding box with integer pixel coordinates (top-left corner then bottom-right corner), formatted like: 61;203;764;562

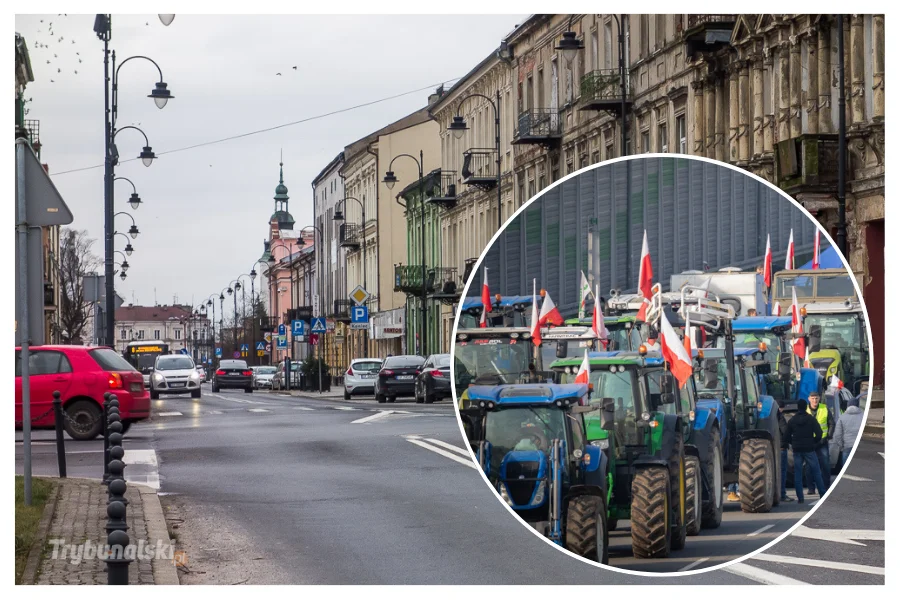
58;228;101;344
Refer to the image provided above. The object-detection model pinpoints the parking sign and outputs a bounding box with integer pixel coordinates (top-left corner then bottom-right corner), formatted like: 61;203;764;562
292;320;306;336
350;305;369;330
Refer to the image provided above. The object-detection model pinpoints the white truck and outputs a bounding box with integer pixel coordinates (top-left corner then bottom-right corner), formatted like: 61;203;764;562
670;268;767;317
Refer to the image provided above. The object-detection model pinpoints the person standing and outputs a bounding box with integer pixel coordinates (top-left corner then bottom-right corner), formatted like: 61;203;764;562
833;394;865;466
785;398;827;504
807;392;835;494
778;405;792;502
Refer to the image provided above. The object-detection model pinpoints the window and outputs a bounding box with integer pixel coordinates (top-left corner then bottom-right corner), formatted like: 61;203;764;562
120;328;128;340
591;29;599;70
174;329;182;340
604;22;613;70
528;179;536;199
135;330;145;340
641;129;650;154
656;14;666;48
658;122;668;152
676;114;687;153
591;150;600;164
89;348;137;372
605;143;614;161
154;329;161;339
640;15;649;58
16;350;72;377
538;174;546;191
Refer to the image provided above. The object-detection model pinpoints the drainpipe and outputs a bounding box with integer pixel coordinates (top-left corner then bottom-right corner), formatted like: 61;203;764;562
836;14;848;258
366;143;379;357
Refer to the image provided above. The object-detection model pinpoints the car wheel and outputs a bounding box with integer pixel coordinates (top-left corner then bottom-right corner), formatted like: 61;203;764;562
415;384;424;404
63;400;103;441
425;392;436;404
150;388;160;400
376;393;386;404
387;397;396;403
191;389;201;399
344;389;351;400
245;387;253;394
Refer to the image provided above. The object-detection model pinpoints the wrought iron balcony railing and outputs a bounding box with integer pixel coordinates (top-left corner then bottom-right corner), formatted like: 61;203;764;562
429;267;461;303
339;223;361;249
461;148;499;189
512;109;562;146
686;14;738;29
579;70;632;114
333;299;352;321
258;316;279;332
425;170;458;210
684;15;737;55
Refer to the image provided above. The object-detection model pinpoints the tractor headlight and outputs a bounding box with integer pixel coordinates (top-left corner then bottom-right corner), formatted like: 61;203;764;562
498;483;514;506
591;439;610;450
642;411;651;422
531;481;547;506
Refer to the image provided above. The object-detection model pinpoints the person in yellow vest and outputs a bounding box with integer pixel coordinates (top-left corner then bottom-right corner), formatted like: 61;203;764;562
806;392;835;495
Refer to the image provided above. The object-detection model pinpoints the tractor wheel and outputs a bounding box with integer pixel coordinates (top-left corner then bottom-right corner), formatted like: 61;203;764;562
772;429;782;507
565;495;609;565
701;425;724;529
739;438;775;513
668;430;687;552
685;456;702;536
630;466;672;559
608;519;618;532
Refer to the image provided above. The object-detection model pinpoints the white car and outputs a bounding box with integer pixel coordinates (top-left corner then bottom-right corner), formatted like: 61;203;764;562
150;355;202;399
343;358;384;399
253;365;277;389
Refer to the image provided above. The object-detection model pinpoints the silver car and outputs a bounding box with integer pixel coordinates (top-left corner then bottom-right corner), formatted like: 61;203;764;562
343;358;384;399
253;365;277;389
150;355;202;399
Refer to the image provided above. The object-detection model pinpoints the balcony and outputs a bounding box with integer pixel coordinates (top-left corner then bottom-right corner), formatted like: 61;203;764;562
775;134;840;196
429;267;462;305
579;70;632;114
258;316;279;332
512;109;562;147
23;119;42;155
462;257;479;287
339;223;361;250
425;170;459;210
287;306;314;323
43;281;55;309
461;148;498;190
394;265;426;295
333;299;352;322
684;15;737;56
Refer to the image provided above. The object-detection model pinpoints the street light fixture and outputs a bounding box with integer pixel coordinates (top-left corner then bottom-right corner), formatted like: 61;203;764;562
555;30;584;66
452;90;503;231
149;81;173;109
115;177;142;209
332;196;369;357
448;116;468;140
115;232;134;255
115;211;140;239
139;146;156;167
158;14;175;26
383;171;398;190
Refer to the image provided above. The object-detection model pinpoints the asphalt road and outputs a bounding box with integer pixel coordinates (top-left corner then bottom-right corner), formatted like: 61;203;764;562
15;386;884;584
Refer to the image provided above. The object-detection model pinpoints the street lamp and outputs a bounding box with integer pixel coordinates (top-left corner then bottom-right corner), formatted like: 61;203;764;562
450;91;503;231
268;240;297;364
158;14;175;26
333;196;368;357
554;18;584;66
115;232;134;255
383;151;428;355
114;176;142;209
114;251;129;271
297;225;326;390
115;212;139;239
206;294;218;350
112;125;157;167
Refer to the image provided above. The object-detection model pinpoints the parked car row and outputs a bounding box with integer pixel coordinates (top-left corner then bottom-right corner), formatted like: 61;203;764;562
341;353;451;404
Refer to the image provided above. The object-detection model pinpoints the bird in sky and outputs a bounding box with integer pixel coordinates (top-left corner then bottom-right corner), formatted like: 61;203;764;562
276;73;282;76
50;79;55;83
293;66;297;70
74;70;78;74
57;68;61;73
78;58;82;63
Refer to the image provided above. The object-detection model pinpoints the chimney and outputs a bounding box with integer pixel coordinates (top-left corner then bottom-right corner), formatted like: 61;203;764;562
427;85;445;106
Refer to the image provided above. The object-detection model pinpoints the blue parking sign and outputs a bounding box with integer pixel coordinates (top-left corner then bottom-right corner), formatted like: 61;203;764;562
292;320;306;336
215;347;222;357
351;305;368;323
278;323;286;336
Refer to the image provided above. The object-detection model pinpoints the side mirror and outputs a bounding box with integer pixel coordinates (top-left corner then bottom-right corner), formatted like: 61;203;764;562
703;360;719;389
660;373;676;395
778;354;792;377
600;397;615;431
555;341;569;359
661;392;677;405
808;325;822;354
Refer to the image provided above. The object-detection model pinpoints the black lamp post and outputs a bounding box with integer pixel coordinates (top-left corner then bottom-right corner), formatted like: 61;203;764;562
206;294;218;352
333;197;368;357
268;240;296;362
384;151;427;355
248;260;268;365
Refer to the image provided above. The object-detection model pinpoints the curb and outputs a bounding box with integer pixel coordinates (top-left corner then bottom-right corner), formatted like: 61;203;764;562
20;480;60;585
132;483;180;585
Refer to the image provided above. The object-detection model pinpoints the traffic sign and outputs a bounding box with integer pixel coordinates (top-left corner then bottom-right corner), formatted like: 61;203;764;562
264;332;272;342
256;341;266;351
257;350;265;357
351;305;368;322
265;343;272;352
180;348;189;355
309;333;319;346
215;347;222;358
276;335;287;349
311;317;327;333
278;323;286;336
233;351;241;359
240;343;249;352
292;320;306;336
325;318;335;332
349;285;370;305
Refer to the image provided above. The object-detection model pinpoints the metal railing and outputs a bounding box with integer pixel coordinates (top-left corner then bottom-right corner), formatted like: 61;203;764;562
425;171;458;204
461;148;498;183
514;108;562;140
429;267;460;295
394;264;426;294
580;69;631;104
333;299;352;320
339;223;362;247
686;15;737;29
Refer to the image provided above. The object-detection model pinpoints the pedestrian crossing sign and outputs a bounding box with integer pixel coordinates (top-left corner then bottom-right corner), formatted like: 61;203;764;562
311;317;327;333
240;343;249;352
256;341;266;350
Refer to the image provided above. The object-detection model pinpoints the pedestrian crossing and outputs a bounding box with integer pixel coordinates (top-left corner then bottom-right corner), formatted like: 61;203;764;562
150;404;453;420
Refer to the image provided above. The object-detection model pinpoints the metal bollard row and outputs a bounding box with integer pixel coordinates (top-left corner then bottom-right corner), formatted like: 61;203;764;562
102;393;132;585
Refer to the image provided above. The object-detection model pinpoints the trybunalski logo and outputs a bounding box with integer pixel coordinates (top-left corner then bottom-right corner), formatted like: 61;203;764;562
48;539;183;566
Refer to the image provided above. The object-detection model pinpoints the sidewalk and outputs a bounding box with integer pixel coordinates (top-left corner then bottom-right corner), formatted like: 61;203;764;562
22;478;178;585
865;407;885;438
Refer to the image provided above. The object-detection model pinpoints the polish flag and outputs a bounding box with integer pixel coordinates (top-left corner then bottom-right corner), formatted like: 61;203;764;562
683;312;694;357
574;349;591;385
764;234;773;288
659;310;694;389
812;230;821;270
829;375;844;389
479;268;492;328
636;230;654;321
578;271;592;320
530;280;542;347
592;285;608;346
538;290;564;327
690;277;711;298
790;286;806;360
785;229;795;270
773;302;782;316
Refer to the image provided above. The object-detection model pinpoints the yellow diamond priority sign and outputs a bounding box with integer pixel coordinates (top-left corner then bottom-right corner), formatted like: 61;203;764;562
349;285;370;306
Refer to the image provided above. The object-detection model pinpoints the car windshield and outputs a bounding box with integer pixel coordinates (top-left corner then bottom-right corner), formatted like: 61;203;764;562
805;313;862;349
257;367;277;374
89;348;137;371
816;274;855;298
383;356;424;368
694;358;742;398
559;366;642;451
776;275;815;299
432;355;451;368
156;356;195;370
352;361;383;372
484;407;566;479
722;332;782;369
454;338;534;388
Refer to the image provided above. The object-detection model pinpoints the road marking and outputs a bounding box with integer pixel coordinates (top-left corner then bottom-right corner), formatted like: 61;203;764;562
749;553;885;576
293;407;315;411
791;525;884;546
748;524;775;537
351;411;393;424
423;438;470;457
406;438;477;469
678;558;708;572
333;406;358;411
157;411;183;417
878;452;884;459
207;410;224;415
841;474;874;482
122;449;160;490
248;408;270;413
209;393;270;405
725;562;809;585
278;394;291;397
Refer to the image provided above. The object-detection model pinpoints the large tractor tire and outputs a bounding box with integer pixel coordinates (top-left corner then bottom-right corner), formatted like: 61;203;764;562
701;425;724;529
772;428;782;507
630;466;672;559
685;456;702;536
565;495;609;565
668;431;687;552
739;438;775;513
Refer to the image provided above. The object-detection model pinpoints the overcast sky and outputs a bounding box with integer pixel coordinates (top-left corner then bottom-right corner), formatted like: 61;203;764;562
15;13;521;311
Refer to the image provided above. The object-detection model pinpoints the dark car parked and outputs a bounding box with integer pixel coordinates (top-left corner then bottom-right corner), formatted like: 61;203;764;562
374;355;425;403
212;359;253;393
414;353;452;404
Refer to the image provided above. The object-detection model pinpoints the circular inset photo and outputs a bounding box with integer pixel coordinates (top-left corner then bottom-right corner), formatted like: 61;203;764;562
451;155;872;574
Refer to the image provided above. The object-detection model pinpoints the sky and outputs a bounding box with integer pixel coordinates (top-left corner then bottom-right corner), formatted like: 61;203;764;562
15;13;521;311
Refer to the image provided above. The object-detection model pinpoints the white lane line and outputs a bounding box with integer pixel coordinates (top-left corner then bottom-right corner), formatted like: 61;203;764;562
725;562;809;585
749;553;885;576
278;394;291;397
248;408;270;413
207;410;224;415
293;407;315;411
841;474;874;482
748;524;775;537
878;452;884;459
678;558;709;572
333;406;358;411
209;393;269;405
423;438;470;457
123;449;158;466
406;438;477;469
123;449;160;490
157;411;183;417
351;410;393;424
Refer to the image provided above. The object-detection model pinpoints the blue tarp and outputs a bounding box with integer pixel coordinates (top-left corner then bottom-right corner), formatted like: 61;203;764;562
461;295;534;310
732;316;793;331
799;246;843;270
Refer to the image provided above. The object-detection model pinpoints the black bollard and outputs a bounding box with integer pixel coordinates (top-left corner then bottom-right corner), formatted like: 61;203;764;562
105;528;132;585
106;498;128;534
107;474;129;507
52;391;66;478
103;393;113;484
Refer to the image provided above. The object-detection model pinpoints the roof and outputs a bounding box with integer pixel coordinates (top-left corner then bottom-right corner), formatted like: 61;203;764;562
550;351;665;369
732;316;793;331
115;305;193;322
466;383;588;405
398;168;441;200
341;106;434;168
311;152;344;187
15;33;34;85
428;48;502;115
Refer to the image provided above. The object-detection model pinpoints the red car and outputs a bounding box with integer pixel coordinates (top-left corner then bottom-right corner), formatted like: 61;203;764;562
15;345;150;441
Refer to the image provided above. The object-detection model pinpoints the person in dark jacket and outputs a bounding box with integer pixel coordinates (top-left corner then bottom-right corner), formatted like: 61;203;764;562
785;399;827;504
806;392;835;495
778;405;792;502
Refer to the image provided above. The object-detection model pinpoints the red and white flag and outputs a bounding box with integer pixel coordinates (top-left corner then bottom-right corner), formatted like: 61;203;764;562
592;284;607;342
690;276;711;298
530;280;542;347
812;230;821;270
829;375;844;389
578;271;592;320
574;349;591;385
479;268;492;328
659;310;694;389
683;312;694;357
764;234;773;288
637;230;654;321
785;229;795;270
538;289;564;327
790;286;806;360
773;302;782;316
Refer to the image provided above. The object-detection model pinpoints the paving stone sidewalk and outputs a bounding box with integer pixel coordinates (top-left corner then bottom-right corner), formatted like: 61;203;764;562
32;479;178;585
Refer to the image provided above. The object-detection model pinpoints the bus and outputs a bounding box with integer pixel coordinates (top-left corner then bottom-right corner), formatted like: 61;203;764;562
123;341;171;386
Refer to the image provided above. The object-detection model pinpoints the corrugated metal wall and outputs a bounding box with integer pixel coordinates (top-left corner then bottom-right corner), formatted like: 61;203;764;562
481;157;816;317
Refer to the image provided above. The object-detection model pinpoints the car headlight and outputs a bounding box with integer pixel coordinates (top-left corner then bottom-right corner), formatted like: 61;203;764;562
152;372;164;383
591;439;610;450
189;371;200;381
